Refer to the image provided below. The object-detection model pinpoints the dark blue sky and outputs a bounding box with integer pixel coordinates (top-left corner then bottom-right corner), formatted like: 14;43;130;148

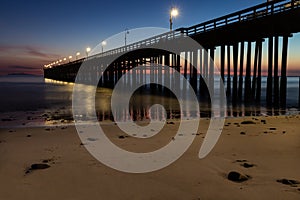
0;0;299;75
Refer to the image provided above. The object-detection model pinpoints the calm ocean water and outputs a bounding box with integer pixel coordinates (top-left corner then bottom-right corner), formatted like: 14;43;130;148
0;75;299;127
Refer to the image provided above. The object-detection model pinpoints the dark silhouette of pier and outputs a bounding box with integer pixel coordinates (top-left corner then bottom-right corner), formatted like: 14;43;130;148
44;0;300;111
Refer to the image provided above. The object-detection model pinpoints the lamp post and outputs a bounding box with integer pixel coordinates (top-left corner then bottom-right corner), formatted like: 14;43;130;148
125;28;129;46
170;7;178;31
68;55;72;62
86;47;91;57
101;41;106;53
76;52;80;60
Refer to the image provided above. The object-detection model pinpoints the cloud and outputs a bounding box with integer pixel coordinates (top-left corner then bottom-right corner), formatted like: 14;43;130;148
0;44;60;59
9;65;38;70
25;46;52;58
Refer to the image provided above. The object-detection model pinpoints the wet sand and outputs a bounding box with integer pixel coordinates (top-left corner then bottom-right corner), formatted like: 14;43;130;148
0;115;300;200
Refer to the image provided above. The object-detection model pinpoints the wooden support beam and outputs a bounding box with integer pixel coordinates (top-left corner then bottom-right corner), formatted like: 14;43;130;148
232;43;238;104
267;37;273;107
252;41;259;100
238;42;244;101
256;40;263;103
274;36;279;107
280;35;289;109
244;41;252;103
209;48;215;97
226;45;231;97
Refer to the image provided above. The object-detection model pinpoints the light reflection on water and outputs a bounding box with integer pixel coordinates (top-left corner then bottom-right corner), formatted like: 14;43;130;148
0;76;299;127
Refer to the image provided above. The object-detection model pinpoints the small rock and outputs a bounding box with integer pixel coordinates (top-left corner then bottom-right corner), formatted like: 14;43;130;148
236;159;247;162
241;163;255;168
45;128;51;131
269;127;276;130
42;158;54;163
282;131;286;134
240;132;246;135
26;134;31;137
261;119;267;124
118;135;126;139
167;121;175;125
227;171;250;182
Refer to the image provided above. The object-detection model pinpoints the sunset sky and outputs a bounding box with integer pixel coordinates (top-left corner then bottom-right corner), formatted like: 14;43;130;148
0;0;299;76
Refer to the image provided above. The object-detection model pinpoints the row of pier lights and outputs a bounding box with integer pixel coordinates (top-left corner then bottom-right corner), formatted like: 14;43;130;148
43;7;179;69
44;46;92;69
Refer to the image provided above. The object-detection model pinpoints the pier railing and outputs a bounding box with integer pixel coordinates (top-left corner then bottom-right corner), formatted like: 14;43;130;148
185;0;300;35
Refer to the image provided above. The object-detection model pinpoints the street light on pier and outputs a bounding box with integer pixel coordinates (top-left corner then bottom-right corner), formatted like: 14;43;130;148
86;47;91;57
69;55;72;62
101;41;107;53
170;7;179;31
76;52;80;60
63;57;67;62
125;28;129;46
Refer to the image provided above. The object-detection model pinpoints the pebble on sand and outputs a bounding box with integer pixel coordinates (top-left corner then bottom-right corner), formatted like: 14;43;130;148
227;171;250;183
261;119;267;124
241;163;255;168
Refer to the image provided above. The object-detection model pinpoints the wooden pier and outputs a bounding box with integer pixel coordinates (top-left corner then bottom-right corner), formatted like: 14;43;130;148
44;0;300;111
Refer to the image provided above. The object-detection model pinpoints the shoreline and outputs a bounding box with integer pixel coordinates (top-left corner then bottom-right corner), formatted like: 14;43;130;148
0;107;299;129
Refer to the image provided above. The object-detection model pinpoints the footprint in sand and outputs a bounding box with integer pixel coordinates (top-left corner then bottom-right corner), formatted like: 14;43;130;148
277;178;300;187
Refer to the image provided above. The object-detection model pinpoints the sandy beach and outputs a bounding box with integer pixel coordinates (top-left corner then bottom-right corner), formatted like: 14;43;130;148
0;115;300;200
